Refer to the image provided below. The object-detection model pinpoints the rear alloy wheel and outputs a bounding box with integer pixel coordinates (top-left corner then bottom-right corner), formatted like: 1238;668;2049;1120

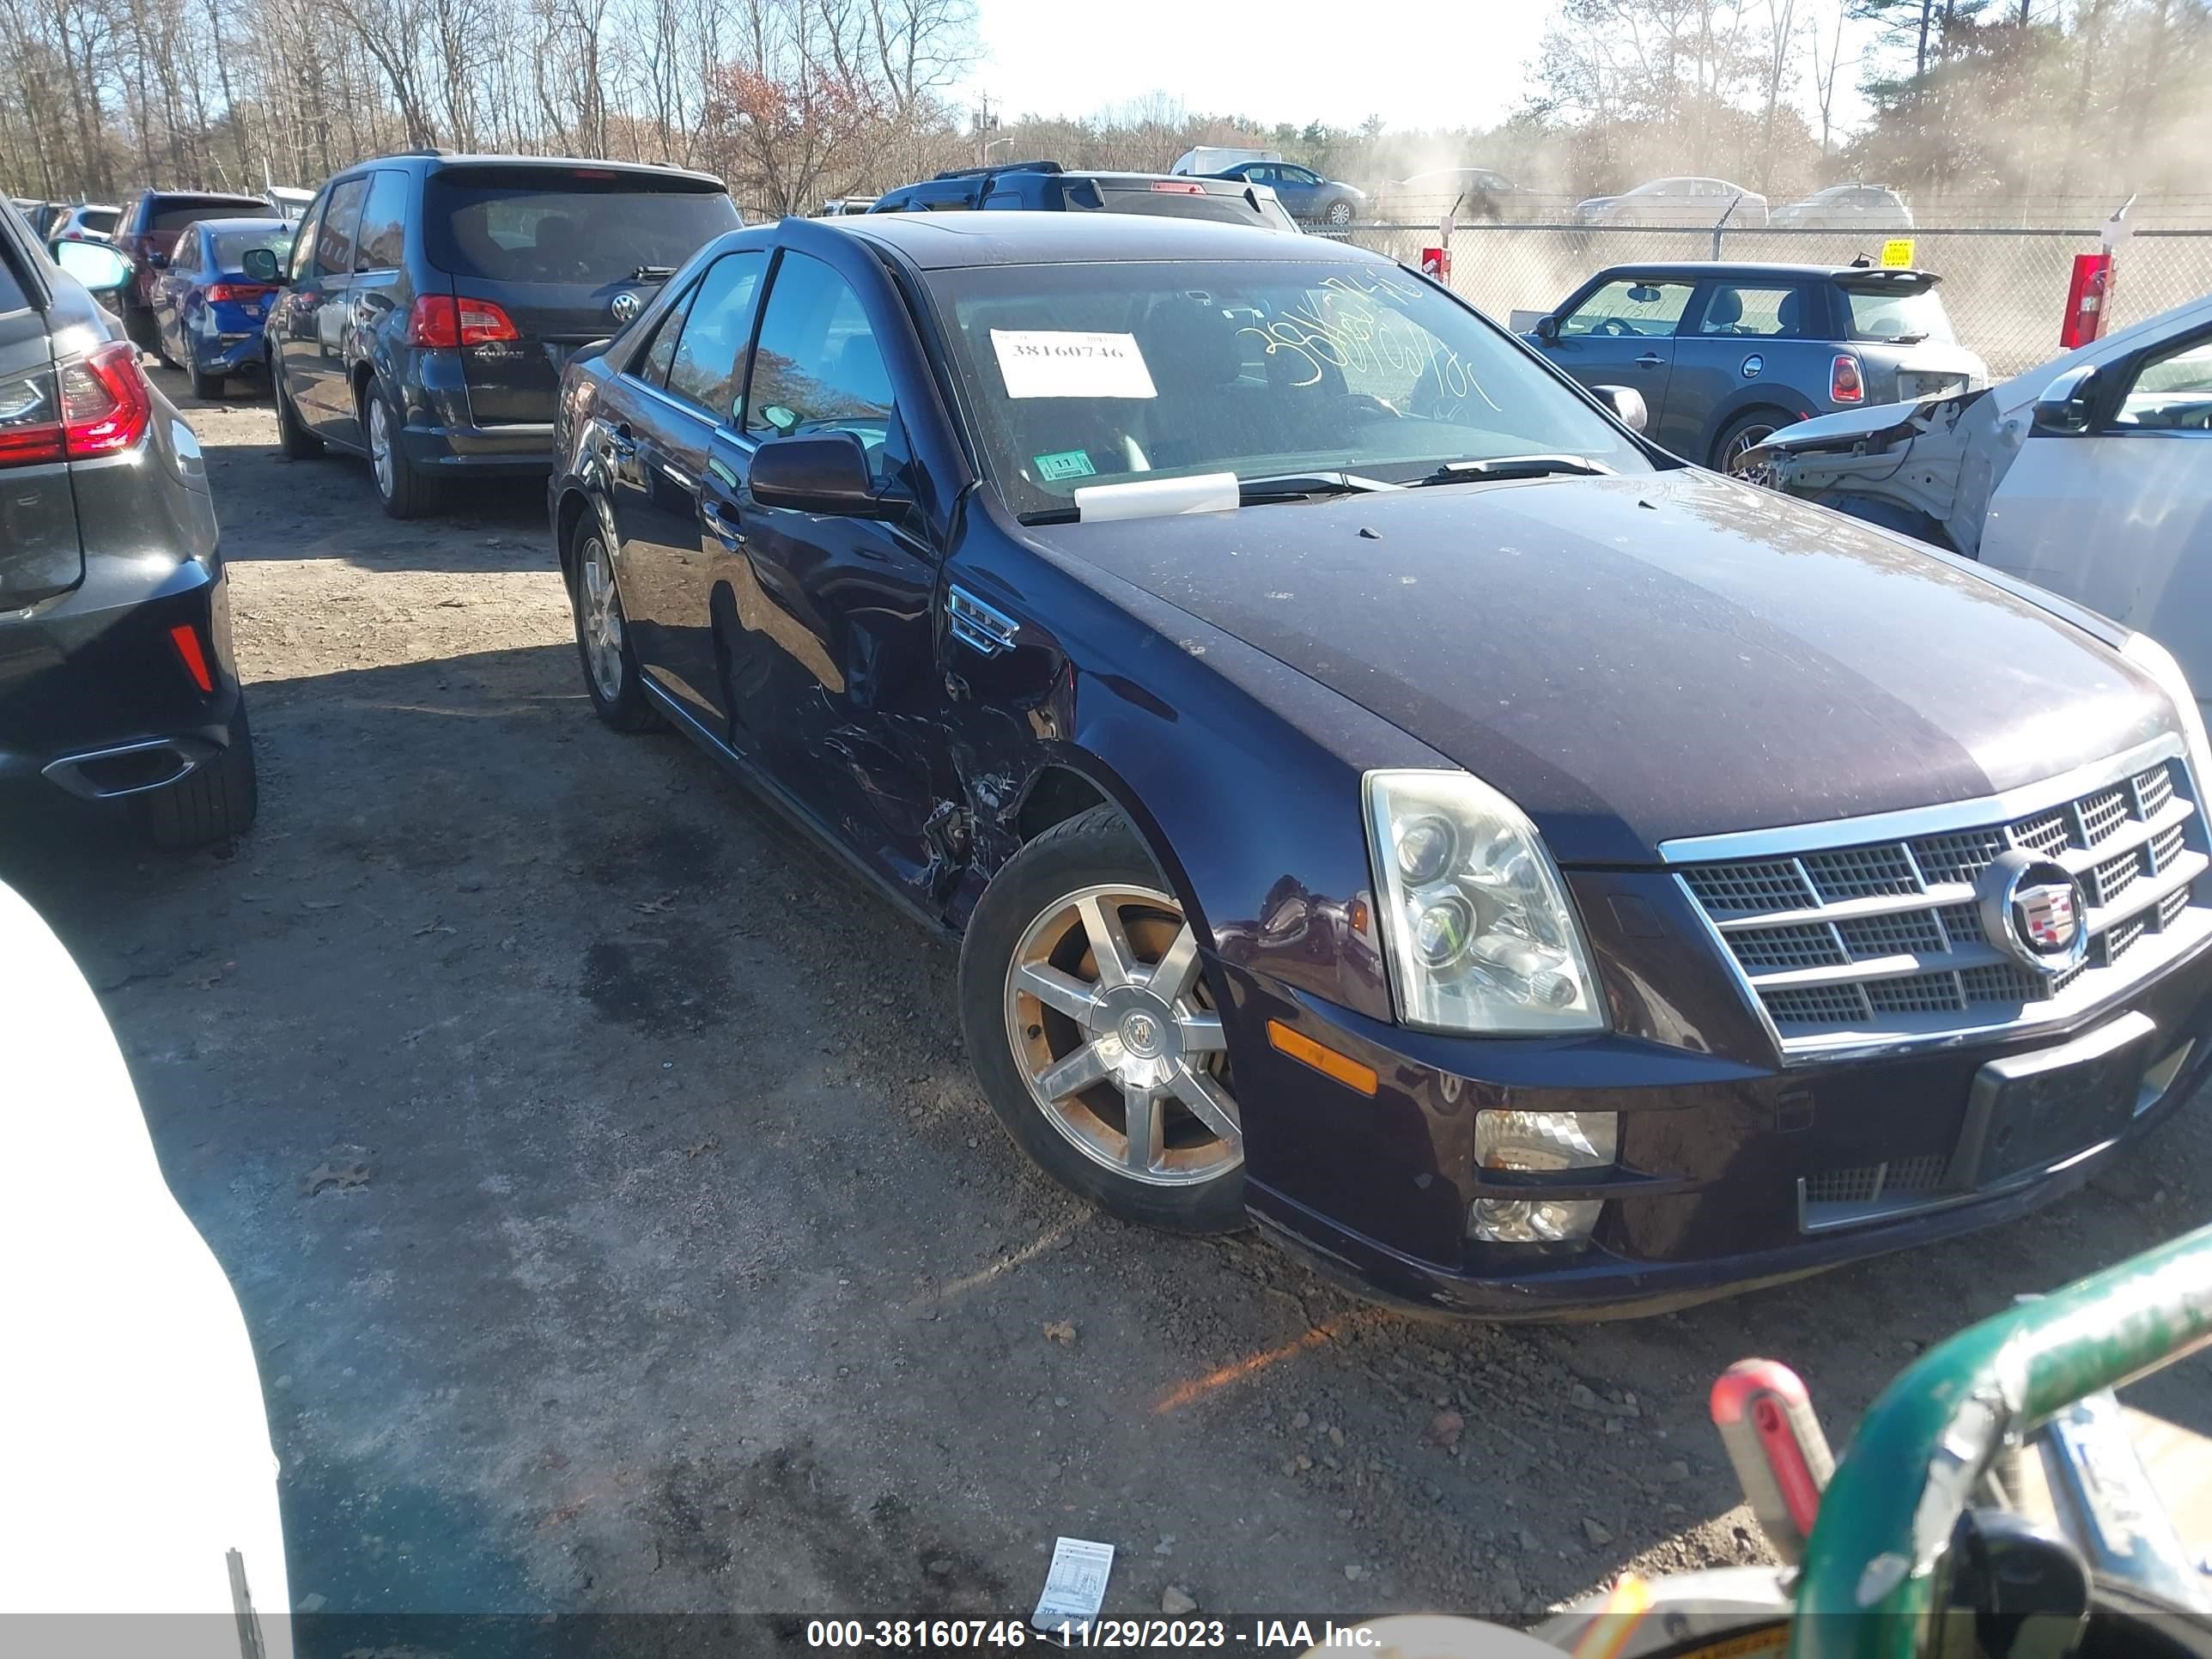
366;386;436;519
961;807;1245;1233
1715;412;1785;485
569;526;659;732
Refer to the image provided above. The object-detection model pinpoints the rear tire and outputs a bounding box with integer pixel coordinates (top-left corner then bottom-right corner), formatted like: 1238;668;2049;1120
274;368;323;459
1713;409;1791;481
959;806;1247;1235
366;383;437;519
189;362;224;400
148;706;258;850
568;520;661;732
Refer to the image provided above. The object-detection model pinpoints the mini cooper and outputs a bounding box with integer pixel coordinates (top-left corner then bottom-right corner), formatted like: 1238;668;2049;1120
547;212;2212;1317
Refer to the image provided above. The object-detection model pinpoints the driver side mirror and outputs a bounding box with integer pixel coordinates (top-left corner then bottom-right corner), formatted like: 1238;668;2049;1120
241;246;286;285
49;238;132;296
2032;363;2100;434
1534;314;1560;341
750;432;894;518
1590;384;1649;433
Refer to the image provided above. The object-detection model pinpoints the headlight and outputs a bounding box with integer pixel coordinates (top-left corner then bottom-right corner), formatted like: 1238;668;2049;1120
2122;631;2212;794
1364;769;1606;1034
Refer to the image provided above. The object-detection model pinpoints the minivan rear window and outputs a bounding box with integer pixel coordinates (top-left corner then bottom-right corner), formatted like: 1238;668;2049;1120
424;168;739;286
149;198;266;234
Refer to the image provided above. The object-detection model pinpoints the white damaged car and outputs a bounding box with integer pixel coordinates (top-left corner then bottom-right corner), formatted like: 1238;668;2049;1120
1752;291;2212;713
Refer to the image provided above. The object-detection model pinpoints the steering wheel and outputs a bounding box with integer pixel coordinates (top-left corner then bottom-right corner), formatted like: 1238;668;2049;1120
1590;318;1637;338
1335;392;1404;424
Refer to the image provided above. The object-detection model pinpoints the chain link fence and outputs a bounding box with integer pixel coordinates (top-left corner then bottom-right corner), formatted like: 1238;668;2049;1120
1330;222;2212;380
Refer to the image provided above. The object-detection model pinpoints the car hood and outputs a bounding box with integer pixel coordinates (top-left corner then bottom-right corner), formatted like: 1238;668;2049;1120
1019;469;2171;864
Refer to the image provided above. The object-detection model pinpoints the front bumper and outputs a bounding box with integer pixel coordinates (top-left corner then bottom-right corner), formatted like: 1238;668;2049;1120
1234;920;2212;1320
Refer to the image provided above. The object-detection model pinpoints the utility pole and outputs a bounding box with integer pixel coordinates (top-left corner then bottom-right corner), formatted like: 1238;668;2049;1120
975;92;996;167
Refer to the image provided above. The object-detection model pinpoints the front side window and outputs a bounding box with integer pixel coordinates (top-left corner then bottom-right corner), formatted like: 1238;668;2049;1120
927;257;1653;522
1697;284;1807;338
314;178;368;279
743;250;900;485
289;196;325;282
1560;277;1693;337
631;278;698;386
663;249;768;417
2112;335;2212;431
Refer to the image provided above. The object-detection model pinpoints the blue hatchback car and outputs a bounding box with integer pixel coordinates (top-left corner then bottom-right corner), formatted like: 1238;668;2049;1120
149;216;293;398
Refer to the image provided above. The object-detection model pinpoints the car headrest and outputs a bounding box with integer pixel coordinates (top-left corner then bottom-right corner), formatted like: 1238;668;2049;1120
1706;287;1744;328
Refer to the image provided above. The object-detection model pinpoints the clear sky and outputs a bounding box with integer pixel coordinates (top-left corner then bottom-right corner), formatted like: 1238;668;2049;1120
957;0;1873;137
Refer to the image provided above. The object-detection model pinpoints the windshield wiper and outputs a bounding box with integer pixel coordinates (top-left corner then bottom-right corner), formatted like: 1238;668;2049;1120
1237;471;1402;502
1414;455;1611;485
631;264;678;282
1885;331;1929;344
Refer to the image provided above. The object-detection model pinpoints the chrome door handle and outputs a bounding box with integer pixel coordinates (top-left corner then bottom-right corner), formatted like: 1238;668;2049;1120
706;499;744;547
1635;353;1666;368
605;422;637;461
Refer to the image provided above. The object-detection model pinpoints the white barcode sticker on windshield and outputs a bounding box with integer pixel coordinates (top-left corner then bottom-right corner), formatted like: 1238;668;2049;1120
991;330;1158;400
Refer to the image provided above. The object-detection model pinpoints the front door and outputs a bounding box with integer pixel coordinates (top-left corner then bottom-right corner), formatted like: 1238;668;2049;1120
283;174;366;438
1542;276;1692;434
1982;327;2212;704
699;244;950;900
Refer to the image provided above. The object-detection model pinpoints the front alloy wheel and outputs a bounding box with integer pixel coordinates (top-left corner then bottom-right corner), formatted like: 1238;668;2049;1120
1325;199;1355;227
961;807;1246;1233
1006;883;1240;1187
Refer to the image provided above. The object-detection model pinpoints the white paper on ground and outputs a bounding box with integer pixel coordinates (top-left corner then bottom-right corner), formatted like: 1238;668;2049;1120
1073;472;1239;523
991;330;1158;399
1030;1536;1115;1632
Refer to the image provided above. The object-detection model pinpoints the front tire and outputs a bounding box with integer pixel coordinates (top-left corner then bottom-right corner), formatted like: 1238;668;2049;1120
365;384;436;519
1323;198;1355;228
568;521;660;732
959;807;1246;1234
147;706;258;849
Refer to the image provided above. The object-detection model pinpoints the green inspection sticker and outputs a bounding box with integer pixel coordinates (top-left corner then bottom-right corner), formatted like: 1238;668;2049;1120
1034;449;1096;481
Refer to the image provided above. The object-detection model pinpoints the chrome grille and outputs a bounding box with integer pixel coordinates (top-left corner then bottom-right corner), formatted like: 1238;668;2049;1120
1668;745;2210;1060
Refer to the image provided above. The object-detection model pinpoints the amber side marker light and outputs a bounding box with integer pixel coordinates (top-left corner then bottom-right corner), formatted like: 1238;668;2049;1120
1266;1019;1378;1095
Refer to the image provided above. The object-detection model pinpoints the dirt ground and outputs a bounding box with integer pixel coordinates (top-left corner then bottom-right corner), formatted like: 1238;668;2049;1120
4;367;2209;1632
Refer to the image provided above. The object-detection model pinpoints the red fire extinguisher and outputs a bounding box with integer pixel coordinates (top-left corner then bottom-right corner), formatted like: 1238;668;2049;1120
2060;252;2114;350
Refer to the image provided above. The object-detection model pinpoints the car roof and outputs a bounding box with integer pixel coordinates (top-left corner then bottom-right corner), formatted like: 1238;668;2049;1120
1589;261;1929;283
817;210;1371;270
331;152;726;190
143;188;267;203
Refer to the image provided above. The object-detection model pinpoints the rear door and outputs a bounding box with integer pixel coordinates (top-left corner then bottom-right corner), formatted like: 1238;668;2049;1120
0;220;81;613
1541;275;1692;426
286;174;366;437
420;164;739;429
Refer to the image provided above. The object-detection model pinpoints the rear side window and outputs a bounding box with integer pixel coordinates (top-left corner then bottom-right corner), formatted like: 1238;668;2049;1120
1696;283;1810;338
354;171;408;270
149;198;263;234
424;168;738;286
1843;283;1955;344
631;282;697;386
79;207;118;234
662;249;767;418
314;177;368;279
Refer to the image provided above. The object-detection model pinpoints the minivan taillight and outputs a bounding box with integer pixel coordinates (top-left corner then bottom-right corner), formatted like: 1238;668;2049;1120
0;341;149;467
1830;354;1864;404
407;295;521;348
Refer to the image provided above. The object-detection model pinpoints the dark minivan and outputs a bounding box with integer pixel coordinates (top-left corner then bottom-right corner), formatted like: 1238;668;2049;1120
260;153;738;516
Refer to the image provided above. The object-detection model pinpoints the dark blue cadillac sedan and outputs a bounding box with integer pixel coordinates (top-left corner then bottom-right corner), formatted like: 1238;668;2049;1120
547;212;2212;1318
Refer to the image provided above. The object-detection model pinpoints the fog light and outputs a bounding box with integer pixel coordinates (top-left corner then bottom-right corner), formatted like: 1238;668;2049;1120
1469;1109;1618;1244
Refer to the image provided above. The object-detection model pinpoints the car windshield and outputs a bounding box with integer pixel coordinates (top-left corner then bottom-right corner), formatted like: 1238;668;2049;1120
926;258;1651;521
424;168;739;285
210;227;292;271
1843;282;1955;343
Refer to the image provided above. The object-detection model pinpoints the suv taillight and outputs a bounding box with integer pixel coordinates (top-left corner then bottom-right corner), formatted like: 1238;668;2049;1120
0;340;150;468
1830;354;1864;404
407;295;521;348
